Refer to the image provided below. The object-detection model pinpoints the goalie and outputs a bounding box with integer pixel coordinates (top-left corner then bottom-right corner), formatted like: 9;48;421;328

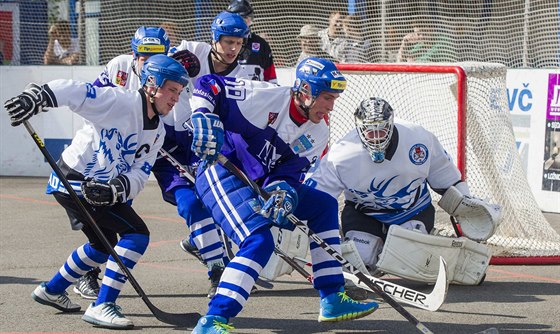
305;97;502;292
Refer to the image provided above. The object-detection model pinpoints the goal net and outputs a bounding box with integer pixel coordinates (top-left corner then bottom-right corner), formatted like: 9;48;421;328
332;62;560;264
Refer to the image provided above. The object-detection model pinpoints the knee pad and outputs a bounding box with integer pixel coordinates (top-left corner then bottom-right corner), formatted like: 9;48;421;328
399;220;428;234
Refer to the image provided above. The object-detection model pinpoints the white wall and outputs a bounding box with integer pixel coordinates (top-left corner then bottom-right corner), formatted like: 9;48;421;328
0;66;557;212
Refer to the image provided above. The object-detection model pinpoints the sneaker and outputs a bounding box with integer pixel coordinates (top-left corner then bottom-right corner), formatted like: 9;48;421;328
207;264;225;298
73;267;101;300
318;289;378;322
82;302;134;329
344;279;368;301
31;282;81;312
180;238;206;265
192;315;234;334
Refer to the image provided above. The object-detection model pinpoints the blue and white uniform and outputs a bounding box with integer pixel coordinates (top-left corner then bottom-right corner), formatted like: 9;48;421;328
307;119;461;225
42;79;163;307
191;74;344;319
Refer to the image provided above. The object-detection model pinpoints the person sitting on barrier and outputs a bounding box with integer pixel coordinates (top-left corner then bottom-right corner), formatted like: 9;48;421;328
305;97;502;297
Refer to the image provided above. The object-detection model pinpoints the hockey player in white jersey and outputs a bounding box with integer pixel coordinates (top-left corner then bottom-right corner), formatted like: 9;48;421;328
305;97;502;291
171;11;275;82
188;57;378;334
4;54;190;329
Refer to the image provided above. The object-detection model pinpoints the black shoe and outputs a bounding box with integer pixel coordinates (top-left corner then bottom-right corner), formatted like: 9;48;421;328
180;238;206;265
207;264;225;298
73;267;101;300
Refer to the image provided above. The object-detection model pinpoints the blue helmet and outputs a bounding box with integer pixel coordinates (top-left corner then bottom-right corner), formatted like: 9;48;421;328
140;54;189;88
211;11;249;42
131;26;171;58
292;57;347;98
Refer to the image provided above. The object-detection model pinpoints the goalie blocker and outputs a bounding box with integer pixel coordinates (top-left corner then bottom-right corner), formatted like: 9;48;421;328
377;225;491;285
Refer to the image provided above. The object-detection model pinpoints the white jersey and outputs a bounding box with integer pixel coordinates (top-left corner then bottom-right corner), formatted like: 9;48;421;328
45;79;165;200
307;119;461;224
172;41;267;82
95;54;141;90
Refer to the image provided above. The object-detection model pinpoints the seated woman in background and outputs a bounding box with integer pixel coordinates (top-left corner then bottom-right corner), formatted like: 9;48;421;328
44;20;80;65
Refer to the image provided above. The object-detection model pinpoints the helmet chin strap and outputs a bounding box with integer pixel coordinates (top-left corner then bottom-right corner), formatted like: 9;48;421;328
210;41;245;67
296;92;315;119
145;87;162;116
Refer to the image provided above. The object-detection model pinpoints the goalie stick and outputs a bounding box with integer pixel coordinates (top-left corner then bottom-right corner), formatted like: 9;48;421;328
22;121;200;327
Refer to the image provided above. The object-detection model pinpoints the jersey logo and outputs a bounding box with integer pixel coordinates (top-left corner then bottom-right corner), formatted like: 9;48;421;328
85;83;97;99
409;144;429;165
251;42;261;52
116;70;128;87
208;79;221;95
291;134;314;153
267;112;279;125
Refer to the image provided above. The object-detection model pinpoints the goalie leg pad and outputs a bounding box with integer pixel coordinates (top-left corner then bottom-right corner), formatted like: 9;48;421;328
260;226;309;281
340;238;369;275
344;230;384;271
376;225;492;285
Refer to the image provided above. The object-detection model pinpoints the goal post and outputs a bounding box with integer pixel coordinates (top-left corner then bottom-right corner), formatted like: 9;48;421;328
332;62;560;264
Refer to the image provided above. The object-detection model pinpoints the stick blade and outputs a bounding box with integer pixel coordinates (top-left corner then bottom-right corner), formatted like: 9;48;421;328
474;328;499;334
153;310;201;327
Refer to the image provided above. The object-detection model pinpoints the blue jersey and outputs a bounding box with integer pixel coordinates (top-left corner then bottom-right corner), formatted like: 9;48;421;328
190;74;329;187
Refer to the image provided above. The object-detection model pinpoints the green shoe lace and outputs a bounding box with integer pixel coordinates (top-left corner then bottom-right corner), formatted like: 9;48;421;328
212;318;235;333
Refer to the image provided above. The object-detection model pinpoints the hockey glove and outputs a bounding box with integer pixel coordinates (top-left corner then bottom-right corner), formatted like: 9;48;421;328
171;49;201;78
191;112;224;164
261;181;299;231
81;176;129;206
439;185;502;241
4;83;56;126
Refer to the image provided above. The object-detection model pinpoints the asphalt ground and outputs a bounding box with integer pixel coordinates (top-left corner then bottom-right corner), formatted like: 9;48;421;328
0;176;559;334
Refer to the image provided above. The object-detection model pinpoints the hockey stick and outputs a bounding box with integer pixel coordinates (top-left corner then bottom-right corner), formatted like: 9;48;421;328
23;121;200;327
157;148;275;289
216;153;437;334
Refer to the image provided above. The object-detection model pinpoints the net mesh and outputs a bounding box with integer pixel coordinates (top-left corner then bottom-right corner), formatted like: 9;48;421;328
332;62;560;259
1;0;558;67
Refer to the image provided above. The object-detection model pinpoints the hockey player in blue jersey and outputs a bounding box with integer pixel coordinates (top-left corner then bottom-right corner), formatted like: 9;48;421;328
188;57;379;333
4;54;190;329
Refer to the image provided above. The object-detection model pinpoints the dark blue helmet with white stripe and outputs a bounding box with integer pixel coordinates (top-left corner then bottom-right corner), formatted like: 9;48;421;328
140;54;189;88
131;26;171;58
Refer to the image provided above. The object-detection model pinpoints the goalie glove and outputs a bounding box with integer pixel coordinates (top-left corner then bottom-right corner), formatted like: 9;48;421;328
438;185;502;241
4;83;56;126
171;49;201;78
191;112;224;164
261;181;299;231
81;176;129;206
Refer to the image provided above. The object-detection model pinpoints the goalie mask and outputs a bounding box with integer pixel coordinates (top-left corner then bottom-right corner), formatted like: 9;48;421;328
131;26;171;58
354;97;395;163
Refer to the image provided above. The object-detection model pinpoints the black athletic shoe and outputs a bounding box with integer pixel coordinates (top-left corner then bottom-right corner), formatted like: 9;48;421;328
73;267;101;300
207;264;225;298
180;238;206;265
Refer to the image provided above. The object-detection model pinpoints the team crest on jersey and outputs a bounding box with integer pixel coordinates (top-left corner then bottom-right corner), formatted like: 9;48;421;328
116;70;128;87
251;42;261;52
291;134;314;153
409;144;429;165
267;112;279;125
208;79;221;95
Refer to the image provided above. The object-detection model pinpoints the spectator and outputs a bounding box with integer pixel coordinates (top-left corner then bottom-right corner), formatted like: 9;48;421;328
160;21;179;47
397;23;447;63
44;20;80;65
318;12;369;63
296;24;329;64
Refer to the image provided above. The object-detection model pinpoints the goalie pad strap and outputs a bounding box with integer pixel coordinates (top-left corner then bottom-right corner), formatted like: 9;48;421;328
376;225;492;285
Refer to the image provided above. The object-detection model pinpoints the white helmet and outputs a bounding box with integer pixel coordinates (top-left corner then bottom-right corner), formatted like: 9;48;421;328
354;97;395;163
